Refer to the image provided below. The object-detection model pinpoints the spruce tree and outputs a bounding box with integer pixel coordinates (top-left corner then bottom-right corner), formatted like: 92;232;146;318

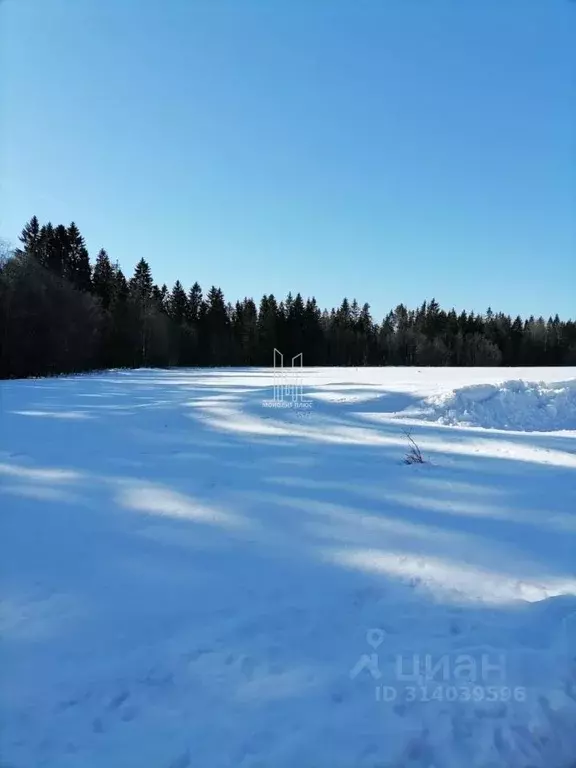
129;259;154;365
169;281;189;324
187;282;203;324
257;294;279;364
93;249;116;309
50;224;71;278
67;223;92;292
204;286;230;365
130;258;153;301
16;216;42;261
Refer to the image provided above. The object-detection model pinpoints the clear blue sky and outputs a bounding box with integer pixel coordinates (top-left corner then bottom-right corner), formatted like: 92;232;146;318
1;0;575;321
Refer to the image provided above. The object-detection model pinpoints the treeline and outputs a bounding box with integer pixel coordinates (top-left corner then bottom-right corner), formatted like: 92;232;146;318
1;216;575;379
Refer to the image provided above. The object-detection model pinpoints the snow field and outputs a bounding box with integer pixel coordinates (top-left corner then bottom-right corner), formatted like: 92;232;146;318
1;367;575;767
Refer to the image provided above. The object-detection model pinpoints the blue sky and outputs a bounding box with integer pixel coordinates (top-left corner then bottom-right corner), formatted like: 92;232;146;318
1;0;575;321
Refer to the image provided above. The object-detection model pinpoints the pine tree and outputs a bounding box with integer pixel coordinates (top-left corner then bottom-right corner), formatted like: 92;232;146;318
302;297;324;365
93;249;116;309
129;259;154;365
130;258;153;301
16;216;42;261
37;223;55;272
232;298;258;365
204;286;230;365
286;292;305;360
187;282;203;324
51;224;73;278
169;281;188;324
257;294;279;365
357;302;375;364
66;223;92;292
115;265;129;301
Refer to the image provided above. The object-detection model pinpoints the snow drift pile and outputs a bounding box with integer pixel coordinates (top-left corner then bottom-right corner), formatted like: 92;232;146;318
412;379;576;431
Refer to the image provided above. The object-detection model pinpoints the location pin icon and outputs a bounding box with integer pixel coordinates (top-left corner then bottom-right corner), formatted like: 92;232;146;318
367;628;385;649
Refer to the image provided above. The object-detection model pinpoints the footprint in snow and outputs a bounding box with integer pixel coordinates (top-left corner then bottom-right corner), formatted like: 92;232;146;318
121;706;138;722
92;718;104;734
240;655;256;680
106;690;130;711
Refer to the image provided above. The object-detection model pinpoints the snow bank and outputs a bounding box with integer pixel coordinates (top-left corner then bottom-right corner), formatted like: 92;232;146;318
414;379;576;431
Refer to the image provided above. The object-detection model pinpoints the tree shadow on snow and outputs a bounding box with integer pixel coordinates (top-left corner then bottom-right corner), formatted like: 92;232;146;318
1;368;576;767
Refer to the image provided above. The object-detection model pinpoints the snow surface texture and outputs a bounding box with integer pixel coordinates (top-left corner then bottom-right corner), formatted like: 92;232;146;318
405;379;576;432
1;367;576;768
